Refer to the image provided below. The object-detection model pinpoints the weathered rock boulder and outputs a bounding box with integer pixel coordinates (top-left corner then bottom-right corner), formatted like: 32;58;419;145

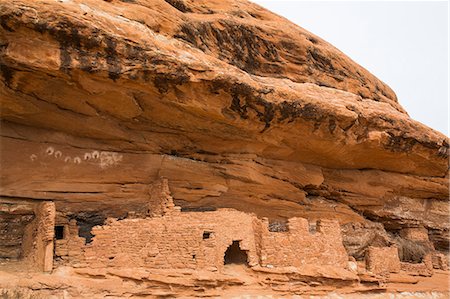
1;0;448;259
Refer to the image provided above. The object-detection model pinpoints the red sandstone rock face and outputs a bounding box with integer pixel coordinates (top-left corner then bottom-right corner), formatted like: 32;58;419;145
1;0;448;174
0;0;449;296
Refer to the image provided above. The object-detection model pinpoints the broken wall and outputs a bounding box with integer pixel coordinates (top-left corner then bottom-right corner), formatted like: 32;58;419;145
0;198;55;272
365;246;400;275
0;199;35;260
259;218;348;268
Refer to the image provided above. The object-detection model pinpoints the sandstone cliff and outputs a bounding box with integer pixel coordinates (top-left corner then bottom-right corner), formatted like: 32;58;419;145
0;0;449;297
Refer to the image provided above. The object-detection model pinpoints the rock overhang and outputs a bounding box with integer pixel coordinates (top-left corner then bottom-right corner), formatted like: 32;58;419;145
0;0;448;177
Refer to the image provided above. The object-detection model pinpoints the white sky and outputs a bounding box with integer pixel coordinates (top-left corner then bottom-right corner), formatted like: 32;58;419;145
251;0;449;135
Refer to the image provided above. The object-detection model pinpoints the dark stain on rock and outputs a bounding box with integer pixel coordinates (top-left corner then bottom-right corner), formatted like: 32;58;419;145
201;7;215;15
248;11;263;20
31;19;105;73
228;83;253;120
384;133;417;153
59;48;72;72
0;64;14;87
0;14;14;32
104;37;121;80
278;101;301;123
115;43;191;89
124;44;148;80
229;83;275;131
331;74;345;83
53;24;76;72
211;80;276;131
307;36;319;44
175;23;210;51
153;75;171;93
277;101;328;132
169;149;181;157
308;47;335;73
142;69;151;82
125;44;146;61
212;78;333;133
328;118;337;134
317;81;334;89
378;115;395;125
29;18;128;77
70;27;81;48
279;40;297;51
176;21;281;74
179;205;217;212
298;103;325;123
258;100;275;132
83;29;102;50
195;149;218;155
164;0;193;13
153;68;190;94
79;50;95;73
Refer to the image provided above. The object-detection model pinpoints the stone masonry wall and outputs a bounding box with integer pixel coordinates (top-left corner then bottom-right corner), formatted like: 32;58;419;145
400;254;434;276
54;218;86;267
0;199;55;272
34;201;55;272
365;246;401;275
56;209;259;271
259;218;348;268
0;198;35;260
55;209;350;271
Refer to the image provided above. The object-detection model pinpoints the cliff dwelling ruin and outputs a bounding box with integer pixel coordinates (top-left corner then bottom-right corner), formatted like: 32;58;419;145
1;179;350;272
0;178;448;296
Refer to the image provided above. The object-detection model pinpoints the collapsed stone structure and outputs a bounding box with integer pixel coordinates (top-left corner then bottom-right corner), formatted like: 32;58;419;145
0;199;54;272
2;179;349;274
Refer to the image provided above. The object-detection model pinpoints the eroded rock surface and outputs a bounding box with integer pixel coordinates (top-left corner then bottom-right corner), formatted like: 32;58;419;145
0;0;448;297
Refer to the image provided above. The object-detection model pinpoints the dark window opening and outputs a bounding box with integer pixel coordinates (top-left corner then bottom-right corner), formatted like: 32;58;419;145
203;231;212;239
224;241;248;265
55;225;65;240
